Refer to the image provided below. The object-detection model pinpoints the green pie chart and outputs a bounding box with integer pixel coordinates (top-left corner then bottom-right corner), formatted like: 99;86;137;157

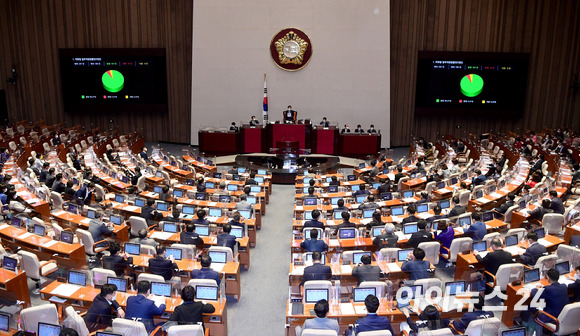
460;74;484;97
102;70;124;93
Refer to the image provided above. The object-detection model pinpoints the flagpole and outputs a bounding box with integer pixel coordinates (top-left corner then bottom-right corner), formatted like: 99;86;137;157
262;73;268;126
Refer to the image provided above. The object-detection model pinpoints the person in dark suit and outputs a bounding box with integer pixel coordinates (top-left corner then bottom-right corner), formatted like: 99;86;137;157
376;178;392;195
341;124;351;134
352;254;381;285
520;232;547;266
569;265;580;303
244;172;258;186
44;168;56;188
180;223;203;246
101;242;133;277
74;182;95;205
350;295;394;336
333;199;349;214
463;212;487;241
353;184;371;197
428;205;447;223
402;205;421;224
131;167;142;186
525;268;569;327
402;304;450;334
358;195;380;211
63;181;76;199
216;224;237;250
125;280;166;332
407;220;433;248
476;238;513;293
283;105;297;124
249;115;260;126
168;285;215;331
191;254;221;286
84;284;125;332
303;209;325;232
139;147;149;161
228;212;246;232
448;196;466;218
302;251;331;285
548;190;565;214
367;125;377;134
354;124;364;134
394;166;405;184
140;198;158;225
329;176;340;186
471;169;487;186
335;211;356;232
148;245;179;281
88;211;113;248
449;295;494;333
529;199;553;222
51;173;66;193
319;117;330;127
39;162;50;182
193;209;210;226
300;229;328;253
401;247;431;281
373;224;398;252
530;154;544;173
158;186;171;202
495;193;516;214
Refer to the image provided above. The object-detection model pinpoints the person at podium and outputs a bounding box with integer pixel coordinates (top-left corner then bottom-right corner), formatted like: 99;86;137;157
319;117;330;127
283;105;297;124
341;124;351;134
249;115;260;126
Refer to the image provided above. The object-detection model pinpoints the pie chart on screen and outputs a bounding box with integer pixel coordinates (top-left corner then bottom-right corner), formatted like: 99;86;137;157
102;70;124;93
460;74;484;97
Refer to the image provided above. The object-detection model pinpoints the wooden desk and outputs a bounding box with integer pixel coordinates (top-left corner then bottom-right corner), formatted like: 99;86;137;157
40;281;228;336
51;210;130;242
0;268;31;307
182;155;217;174
401;178;427;190
565;223;580;244
152;157;194;182
0;224;85;269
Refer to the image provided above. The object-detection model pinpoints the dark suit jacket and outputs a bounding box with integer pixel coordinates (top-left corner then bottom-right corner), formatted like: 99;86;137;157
102;254;133;276
569;279;580;303
496;200;515;214
141;206;156;224
300;238;328;252
448;205;466;218
531;282;569;322
216;233;236;250
131;172;142;186
74;186;93;205
529;206;553;221
352;264;381;285
377;184;392;195
402;215;421;224
168;301;215;330
39;169;49;182
394;173;405;184
407;230;433;248
476;250;513;282
191;267;221;286
373;233;398;251
244;178;258;186
84;294;121;330
148;256;178;280
336;221;357;230
355;314;395;336
302;220;324;231
401;260;430;280
45;174;56;188
126;294;166;332
453;311;494;332
302;263;332;284
550;197;565;214
520;242;547;266
52;180;65;193
472;174;488;186
180;231;203;245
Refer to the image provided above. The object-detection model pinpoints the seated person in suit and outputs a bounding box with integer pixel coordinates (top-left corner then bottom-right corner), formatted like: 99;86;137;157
191;254;221;286
367;124;377;134
463;212;487;241
302;186;318;201
471;169;487;186
283;105;297;123
529;199;553;222
193;209;210;226
429;205;447;222
373;223;398;251
249;115;260;126
302;209;324;231
569;265;580;303
354;124;364;134
434;220;454;255
140;198;159;225
130;228;158;247
168;285;215;331
353;184;371;197
196;177;206;193
319;117;330;127
524;268;569;329
401;247;430;281
125;280;166;333
402;205;421;224
52;173;66;193
101;242;133;277
235;195;253;211
229;122;238;132
159;186;171;202
401;304;450;335
295;299;339;336
45;168;56;188
352;254;381;285
377;178;393;195
217;223;237;250
449;295;494;333
494;193;516;214
333;199;349;213
180;223;203;246
348;295;394;336
416;192;430;204
64;181;76;198
358;195;380;211
548;190;565;214
139;147;149;161
39;162;50;182
341;124;351;134
366;211;384;231
131;167;142;186
74;182;95;205
335;211;356;233
329;176;340;186
88;211;113;248
302;251;331;285
448;196;466;218
148;245;179;281
407;219;433;248
84;284;125;331
244;172;259;186
228;212;246;231
300;229;328;253
476;238;513;293
520;231;546;266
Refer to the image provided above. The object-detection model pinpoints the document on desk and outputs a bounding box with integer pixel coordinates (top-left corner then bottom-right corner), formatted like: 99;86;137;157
291;266;305;275
558;277;575;286
208;202;217;207
210;263;225;272
17;232;33;240
81;218;91;225
538;238;551;247
360;218;373;225
476;197;489;203
53;210;66;216
42;240;58;248
455;227;465;234
124;206;139;212
354;305;367;315
403;197;416;203
386;263;401;272
391;216;403;223
504;246;525;255
329;239;340;247
51;283;82;296
295;206;303;211
0;224;9;230
490;192;503;198
150;232;174;240
341;265;353;274
340;303;355;315
417;213;431;219
523;283;539;292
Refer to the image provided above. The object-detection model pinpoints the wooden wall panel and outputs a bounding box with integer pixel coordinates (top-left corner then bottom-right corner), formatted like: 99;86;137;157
390;0;580;146
0;0;192;143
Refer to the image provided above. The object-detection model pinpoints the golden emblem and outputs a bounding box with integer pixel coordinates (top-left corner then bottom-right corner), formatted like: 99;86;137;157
274;31;309;65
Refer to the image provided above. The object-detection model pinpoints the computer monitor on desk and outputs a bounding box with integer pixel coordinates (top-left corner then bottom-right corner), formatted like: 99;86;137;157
124;243;140;255
353;287;376;303
338;228;356;239
163;222;178;233
219;195;231;203
533;227;545;239
445;281;466;295
473;241;487;252
165;248;182;260
87;209;96;219
398;249;413;262
555;261;570;275
505;234;518;247
303;197;317;206
457;216;471;226
230;226;243;239
481;211;494;222
523;268;540;284
38;322;61;336
209;251;227;263
153;186;163;194
327;185;338;193
439;199;450;209
353;252;372;264
402;190;414;199
157;202;168;212
0;313;9;332
114;194;125;203
195;225;210;236
151;282;172;297
107;277;128;292
380;192;392;201
208;208;222;217
363;210;375;218
173;189;184;198
110;214;123;225
196;285;219;301
135;198;146;208
391;206;404;216
334;211;346;220
61;231;74;244
33;224;46;236
2;256;17;272
403;223;418;235
347;175;356;181
68;270;87;286
205;182;215;189
304;288;329;303
10;217;21;228
182;205;195;215
416;203;428;213
195;192;207;200
330;197;341;205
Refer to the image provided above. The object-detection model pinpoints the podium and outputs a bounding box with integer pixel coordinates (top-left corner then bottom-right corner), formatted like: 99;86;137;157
312;126;338;154
241;125;263;153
